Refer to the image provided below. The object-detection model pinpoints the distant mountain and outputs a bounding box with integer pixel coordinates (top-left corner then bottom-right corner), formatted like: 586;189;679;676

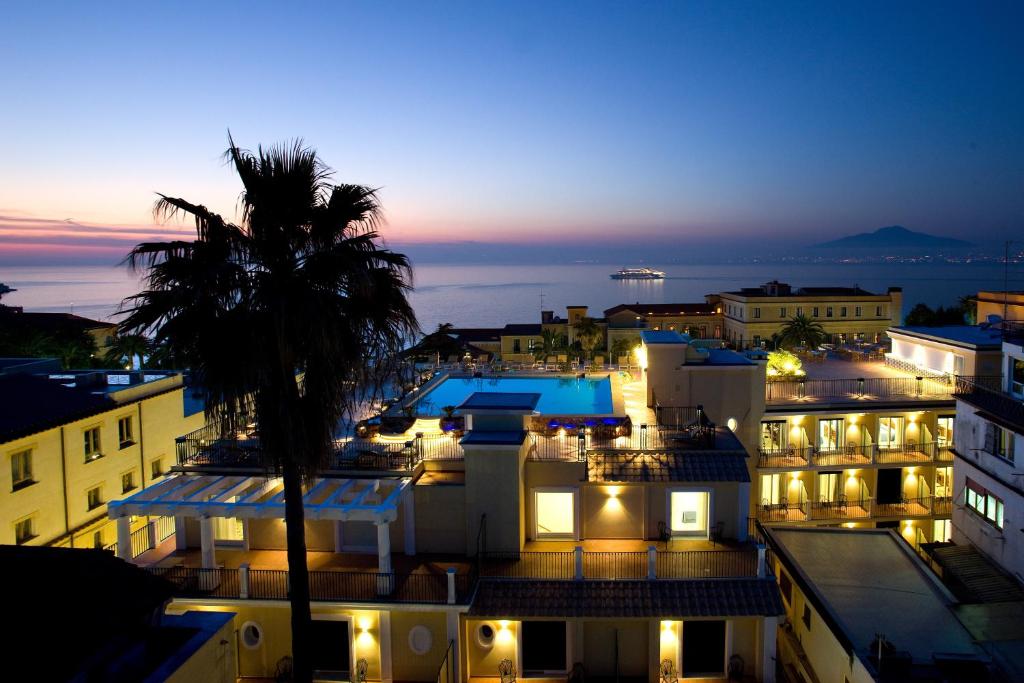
813;225;974;249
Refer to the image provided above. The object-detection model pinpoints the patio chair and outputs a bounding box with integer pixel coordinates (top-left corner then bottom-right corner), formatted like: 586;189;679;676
659;659;678;683
545;355;558;370
498;659;517;683
657;520;671;548
593;355;605;369
710;521;725;547
618;355;630;369
557;354;568;363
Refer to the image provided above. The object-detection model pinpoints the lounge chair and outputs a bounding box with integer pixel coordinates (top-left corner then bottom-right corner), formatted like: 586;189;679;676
593;355;605;370
545;355;558;370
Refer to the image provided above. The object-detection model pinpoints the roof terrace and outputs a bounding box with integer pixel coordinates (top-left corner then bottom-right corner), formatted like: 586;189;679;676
765;355;998;409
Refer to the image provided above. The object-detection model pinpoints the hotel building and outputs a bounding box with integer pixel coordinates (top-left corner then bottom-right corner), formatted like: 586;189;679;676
714;281;903;349
106;340;785;683
1;357;204;550
949;327;1024;581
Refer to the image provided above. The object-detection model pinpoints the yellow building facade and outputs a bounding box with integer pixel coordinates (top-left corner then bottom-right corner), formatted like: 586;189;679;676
1;364;204;550
715;281;902;348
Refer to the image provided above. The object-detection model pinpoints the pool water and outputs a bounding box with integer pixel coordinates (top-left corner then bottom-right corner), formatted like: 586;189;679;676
413;376;614;415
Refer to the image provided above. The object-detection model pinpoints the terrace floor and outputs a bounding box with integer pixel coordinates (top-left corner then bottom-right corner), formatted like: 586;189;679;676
799;357;909;381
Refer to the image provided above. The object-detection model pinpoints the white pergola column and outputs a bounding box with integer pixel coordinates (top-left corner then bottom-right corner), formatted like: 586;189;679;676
761;616;778;683
376;520;393;574
116;516;132;561
403;488;416;556
199;515;216;569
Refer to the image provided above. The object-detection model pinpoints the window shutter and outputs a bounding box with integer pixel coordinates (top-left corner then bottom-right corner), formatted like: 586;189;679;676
984;422;996;454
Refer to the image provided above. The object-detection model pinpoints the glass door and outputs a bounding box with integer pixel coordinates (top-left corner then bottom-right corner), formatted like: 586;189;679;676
878;417;905;450
818;419;844;450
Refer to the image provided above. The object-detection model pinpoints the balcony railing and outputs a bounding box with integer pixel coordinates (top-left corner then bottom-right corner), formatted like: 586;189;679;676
529;424;720;462
147;566;477;604
478;549;759;580
758;442;951;469
103;516;175;559
756;496;947;523
177;424;464;472
954;377;1024;432
765;374;1000;405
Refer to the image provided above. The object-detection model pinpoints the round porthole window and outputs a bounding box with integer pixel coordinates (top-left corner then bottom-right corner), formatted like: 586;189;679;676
408;625;433;655
241;621;263;650
476;622;496;649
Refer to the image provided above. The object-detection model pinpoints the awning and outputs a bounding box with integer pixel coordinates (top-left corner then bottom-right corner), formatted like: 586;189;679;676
108;473;410;523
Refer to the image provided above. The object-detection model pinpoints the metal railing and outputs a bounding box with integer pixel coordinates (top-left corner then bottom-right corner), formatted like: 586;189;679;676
758;442;950;469
954;377;1024;431
149;566;476;604
104;517;174;558
528;424;719;462
477;549;759;580
809;499;873;521
756;502;808;522
872;496;936;518
765;374;1000;404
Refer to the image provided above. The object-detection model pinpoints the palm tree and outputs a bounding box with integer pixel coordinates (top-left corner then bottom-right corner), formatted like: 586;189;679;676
573;316;604;361
103;333;151;369
119;137;417;683
533;328;565;361
777;314;827;349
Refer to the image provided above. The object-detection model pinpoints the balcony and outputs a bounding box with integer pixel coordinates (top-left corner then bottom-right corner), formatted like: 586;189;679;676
139;542;761;605
756;496;946;524
757;442;948;470
954;377;1024;432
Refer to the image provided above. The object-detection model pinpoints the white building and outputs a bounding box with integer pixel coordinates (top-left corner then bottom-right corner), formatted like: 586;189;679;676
952;331;1024;582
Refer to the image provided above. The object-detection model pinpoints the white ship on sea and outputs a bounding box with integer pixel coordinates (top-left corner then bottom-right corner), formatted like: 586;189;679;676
610;267;666;280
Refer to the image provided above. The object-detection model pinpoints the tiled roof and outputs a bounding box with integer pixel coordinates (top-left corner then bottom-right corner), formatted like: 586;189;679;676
604;303;717;317
587;452;750;483
469;579;783;618
0;373;115;443
502;323;543;335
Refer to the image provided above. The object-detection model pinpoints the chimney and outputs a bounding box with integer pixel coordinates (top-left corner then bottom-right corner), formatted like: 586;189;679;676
887;287;903;326
541;310;554;324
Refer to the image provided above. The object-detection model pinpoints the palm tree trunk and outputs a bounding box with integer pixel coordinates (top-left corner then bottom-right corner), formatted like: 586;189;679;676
283;455;314;683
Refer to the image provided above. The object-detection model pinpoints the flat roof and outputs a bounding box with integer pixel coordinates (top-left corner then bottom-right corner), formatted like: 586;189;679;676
457;392;541;411
889;325;1003;349
766;527;983;666
705;349;754;366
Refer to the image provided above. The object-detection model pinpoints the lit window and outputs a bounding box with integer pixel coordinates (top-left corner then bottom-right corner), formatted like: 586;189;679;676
83;427;102;461
535;490;576;538
118;416;134;447
87;486;103;511
669;490;709;537
121;471;136;493
214;516;245;542
15;516;35;544
11;449;33;489
878;417;905;449
966;478;1004;530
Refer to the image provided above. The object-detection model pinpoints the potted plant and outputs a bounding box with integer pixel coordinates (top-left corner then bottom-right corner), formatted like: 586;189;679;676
440;405;464;436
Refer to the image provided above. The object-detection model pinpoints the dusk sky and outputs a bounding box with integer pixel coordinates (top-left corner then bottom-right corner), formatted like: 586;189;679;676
1;2;1022;264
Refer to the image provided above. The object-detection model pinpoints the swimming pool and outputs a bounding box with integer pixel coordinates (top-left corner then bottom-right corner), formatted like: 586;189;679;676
411;375;614;415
